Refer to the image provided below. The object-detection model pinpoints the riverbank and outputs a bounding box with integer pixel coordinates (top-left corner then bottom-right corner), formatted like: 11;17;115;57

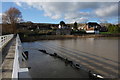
19;34;120;42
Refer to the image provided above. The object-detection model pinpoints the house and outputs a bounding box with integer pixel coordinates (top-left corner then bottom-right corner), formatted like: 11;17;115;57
83;22;101;34
77;24;86;30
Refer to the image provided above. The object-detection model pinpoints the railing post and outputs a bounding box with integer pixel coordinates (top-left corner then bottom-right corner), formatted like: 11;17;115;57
12;34;29;79
0;34;14;48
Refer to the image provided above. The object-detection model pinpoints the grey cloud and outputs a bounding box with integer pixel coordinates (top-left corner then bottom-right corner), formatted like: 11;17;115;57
15;2;118;23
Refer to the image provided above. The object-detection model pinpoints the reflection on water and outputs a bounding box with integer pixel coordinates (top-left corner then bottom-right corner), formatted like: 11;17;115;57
22;37;119;78
41;37;118;62
27;50;89;78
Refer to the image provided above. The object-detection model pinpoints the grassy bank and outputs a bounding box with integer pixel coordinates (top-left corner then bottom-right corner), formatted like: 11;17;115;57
20;35;76;42
19;34;120;42
99;32;120;34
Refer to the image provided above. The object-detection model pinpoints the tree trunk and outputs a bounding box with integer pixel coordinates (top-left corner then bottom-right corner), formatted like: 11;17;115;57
11;23;16;34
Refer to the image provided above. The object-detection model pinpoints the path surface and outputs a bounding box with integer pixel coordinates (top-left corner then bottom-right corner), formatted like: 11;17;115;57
1;38;16;79
0;37;15;80
1;37;15;63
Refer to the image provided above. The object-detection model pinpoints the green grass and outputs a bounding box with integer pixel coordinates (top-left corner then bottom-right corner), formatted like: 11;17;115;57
99;32;120;34
100;32;113;34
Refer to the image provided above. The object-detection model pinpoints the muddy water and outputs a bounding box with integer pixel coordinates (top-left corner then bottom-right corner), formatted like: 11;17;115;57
22;37;119;78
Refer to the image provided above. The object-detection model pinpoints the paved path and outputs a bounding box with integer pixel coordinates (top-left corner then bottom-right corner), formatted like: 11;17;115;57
1;37;15;63
0;37;15;80
1;38;16;79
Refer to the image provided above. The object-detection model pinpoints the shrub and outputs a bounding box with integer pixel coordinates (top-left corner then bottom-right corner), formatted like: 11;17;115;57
108;24;120;33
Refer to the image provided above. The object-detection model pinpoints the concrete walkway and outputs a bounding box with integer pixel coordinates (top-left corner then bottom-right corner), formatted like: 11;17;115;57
1;37;15;63
0;35;32;80
1;38;16;79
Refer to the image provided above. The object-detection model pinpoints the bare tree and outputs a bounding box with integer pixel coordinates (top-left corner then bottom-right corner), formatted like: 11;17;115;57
2;7;22;33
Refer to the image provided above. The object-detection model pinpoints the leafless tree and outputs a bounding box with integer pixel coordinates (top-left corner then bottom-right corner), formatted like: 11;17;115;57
2;7;22;33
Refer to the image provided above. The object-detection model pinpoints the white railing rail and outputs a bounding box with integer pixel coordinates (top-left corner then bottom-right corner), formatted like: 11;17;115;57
0;34;14;48
12;34;28;80
12;34;22;79
12;35;19;79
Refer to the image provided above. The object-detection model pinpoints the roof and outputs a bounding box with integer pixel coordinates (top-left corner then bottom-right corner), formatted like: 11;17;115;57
87;22;98;25
87;22;101;27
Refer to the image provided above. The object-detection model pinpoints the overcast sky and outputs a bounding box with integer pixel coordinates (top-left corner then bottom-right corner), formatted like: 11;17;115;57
1;0;120;24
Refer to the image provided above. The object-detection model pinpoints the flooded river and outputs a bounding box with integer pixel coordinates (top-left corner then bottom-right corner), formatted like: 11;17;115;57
22;37;119;78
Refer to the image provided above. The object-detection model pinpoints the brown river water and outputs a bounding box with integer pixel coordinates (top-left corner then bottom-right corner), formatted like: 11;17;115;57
22;37;120;78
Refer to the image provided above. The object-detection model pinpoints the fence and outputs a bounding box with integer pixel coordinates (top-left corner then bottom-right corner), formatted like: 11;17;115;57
0;34;14;48
12;34;29;79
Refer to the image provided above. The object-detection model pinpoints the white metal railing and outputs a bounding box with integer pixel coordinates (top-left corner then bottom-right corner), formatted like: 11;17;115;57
12;35;19;79
0;34;14;48
12;34;29;80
